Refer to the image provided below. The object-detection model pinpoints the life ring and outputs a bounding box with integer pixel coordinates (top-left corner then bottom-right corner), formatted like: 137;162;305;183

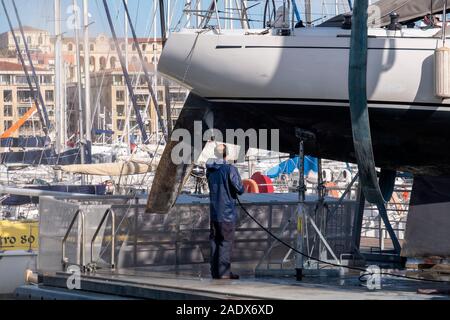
243;179;260;193
251;172;274;193
325;182;340;198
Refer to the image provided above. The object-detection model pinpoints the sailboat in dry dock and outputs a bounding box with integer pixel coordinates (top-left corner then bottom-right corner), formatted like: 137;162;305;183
148;0;450;212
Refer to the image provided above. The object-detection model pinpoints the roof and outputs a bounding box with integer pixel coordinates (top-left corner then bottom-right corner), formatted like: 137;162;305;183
91;62;156;75
0;60;48;72
13;26;47;33
0;26;48;36
61;36;163;44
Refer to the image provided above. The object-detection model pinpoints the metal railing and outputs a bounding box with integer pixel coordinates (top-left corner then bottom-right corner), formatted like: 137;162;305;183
61;209;85;270
90;208;116;270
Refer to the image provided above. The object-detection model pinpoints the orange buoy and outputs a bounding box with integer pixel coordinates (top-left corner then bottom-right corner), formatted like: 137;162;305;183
324;182;340;198
251;172;274;193
243;179;260;193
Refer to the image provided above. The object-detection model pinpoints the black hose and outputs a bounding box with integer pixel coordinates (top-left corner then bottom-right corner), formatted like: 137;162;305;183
237;197;450;284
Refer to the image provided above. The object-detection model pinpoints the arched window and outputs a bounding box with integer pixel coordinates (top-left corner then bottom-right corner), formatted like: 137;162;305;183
110;57;116;69
100;57;106;70
110;44;115;51
27;36;31;44
38;36;43;45
80;56;85;71
89;56;95;72
79;44;83;52
68;43;73;51
142;44;147;51
90;44;94;51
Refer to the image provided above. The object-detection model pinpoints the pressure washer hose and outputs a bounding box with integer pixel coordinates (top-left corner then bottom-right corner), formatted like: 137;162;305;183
236;197;450;285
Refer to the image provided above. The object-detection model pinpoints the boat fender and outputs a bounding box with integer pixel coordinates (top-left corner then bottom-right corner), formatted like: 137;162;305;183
324;182;340;198
243;179;260;194
435;47;450;98
341;169;352;184
322;169;333;182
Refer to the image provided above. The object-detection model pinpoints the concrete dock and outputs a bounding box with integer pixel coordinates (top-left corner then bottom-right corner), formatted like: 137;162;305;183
14;263;450;300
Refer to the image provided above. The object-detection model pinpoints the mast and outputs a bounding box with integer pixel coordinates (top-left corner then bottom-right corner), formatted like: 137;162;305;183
8;0;51;135
305;0;312;26
73;0;85;164
154;0;159;143
54;0;64;153
167;0;171;33
123;0;168;140
186;0;192;28
158;0;173;136
103;0;149;144
83;0;91;143
124;0;130;147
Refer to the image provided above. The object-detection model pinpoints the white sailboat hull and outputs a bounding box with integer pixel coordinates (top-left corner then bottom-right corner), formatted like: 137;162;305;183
158;27;450;175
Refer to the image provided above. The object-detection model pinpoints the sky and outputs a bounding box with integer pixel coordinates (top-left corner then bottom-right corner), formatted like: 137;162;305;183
0;0;167;38
0;0;350;38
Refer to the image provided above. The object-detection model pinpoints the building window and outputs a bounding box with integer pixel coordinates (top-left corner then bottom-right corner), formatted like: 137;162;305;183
3;105;13;117
23;120;33;129
100;57;106;70
27;36;32;44
121;43;126;51
132;43;137;51
16;36;20;44
45;90;54;102
68;43;73;51
4;121;12;130
15;75;28;84
38;35;43;45
116;90;125;102
18;106;31;117
90;44;94;51
110;57;117;69
3;90;12;103
41;75;53;84
110;44;115;51
113;75;123;85
142;44;147;51
17;91;33;103
116;105;125;117
0;75;11;85
89;56;95;71
136;95;148;103
116;119;125;131
79;44;83;51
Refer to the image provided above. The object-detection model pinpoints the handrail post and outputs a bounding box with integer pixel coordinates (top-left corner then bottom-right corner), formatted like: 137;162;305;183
90;209;116;270
62;210;85;270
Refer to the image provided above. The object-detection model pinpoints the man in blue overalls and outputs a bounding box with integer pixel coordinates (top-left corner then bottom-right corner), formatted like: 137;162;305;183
206;144;245;280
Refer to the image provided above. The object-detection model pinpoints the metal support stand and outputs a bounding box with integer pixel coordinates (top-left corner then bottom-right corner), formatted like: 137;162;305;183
294;128;315;281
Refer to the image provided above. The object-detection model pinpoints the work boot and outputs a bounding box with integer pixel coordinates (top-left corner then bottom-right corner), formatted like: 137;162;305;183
219;273;239;280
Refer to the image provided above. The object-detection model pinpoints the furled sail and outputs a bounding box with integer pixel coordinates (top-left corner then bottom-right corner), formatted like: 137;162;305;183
320;0;448;28
59;161;155;176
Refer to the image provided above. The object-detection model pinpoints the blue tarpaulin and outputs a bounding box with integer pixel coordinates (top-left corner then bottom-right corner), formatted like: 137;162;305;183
94;129;115;136
266;156;318;178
